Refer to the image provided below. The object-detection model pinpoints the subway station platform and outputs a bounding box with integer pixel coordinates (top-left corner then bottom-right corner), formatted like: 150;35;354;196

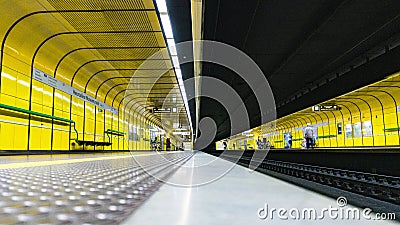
1;0;400;224
125;152;397;225
0;151;398;224
0;151;193;224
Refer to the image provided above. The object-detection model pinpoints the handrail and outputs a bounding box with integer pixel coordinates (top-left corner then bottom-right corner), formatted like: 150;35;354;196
105;129;125;135
71;123;79;143
0;103;79;142
104;129;125;143
293;138;304;141
383;127;400;132
318;134;336;139
0;103;71;122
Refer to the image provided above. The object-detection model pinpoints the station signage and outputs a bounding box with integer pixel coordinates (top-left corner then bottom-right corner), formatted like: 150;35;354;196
241;130;253;136
152;108;172;113
312;105;340;111
33;68;118;114
172;131;191;135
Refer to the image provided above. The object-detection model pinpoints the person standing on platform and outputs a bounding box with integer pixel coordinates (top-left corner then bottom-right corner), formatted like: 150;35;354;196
304;123;314;149
288;132;293;149
257;137;262;150
166;138;171;151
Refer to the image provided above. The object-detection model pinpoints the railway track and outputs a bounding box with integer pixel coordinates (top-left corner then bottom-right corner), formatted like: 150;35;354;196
206;151;400;219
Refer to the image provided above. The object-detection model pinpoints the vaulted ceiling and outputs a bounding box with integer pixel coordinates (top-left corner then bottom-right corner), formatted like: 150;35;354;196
0;0;191;133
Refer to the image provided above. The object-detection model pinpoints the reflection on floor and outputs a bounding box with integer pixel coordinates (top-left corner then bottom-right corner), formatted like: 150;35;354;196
124;152;398;225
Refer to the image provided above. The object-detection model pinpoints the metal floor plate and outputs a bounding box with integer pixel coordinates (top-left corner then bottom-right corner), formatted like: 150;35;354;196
0;152;194;225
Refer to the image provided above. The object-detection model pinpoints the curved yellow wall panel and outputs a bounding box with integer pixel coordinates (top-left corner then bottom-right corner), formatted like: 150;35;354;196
223;72;400;149
0;0;196;150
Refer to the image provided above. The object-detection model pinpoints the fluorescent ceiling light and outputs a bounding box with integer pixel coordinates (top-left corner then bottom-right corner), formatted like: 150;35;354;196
178;80;184;88
167;39;177;55
155;0;168;13
175;68;182;79
155;0;193;133
171;56;180;68
160;14;173;39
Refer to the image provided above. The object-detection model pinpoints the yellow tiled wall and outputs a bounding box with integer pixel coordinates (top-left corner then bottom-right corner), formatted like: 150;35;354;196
221;83;400;149
0;60;162;150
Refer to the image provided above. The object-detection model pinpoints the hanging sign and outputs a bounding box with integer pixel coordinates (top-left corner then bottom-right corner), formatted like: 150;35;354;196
313;105;340;111
33;68;118;114
172;131;191;135
152;108;172;113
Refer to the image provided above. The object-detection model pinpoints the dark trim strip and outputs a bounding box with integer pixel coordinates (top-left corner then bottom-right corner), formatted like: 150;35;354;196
55;46;166;81
336;100;363;145
28;30;162;151
341;96;374;146
336;104;354;146
72;58;170;83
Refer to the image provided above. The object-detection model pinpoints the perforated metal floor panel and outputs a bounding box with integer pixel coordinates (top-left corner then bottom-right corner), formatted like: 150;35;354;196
0;152;194;225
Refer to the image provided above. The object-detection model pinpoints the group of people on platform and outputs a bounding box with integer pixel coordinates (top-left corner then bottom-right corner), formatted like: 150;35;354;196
256;139;271;150
284;123;316;149
223;123;317;150
150;137;172;151
255;123;316;150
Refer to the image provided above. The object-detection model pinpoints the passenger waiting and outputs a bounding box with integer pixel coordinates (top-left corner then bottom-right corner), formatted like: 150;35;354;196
304;123;314;149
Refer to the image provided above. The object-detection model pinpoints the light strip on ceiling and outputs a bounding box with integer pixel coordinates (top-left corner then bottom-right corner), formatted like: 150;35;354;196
190;0;203;142
155;0;193;134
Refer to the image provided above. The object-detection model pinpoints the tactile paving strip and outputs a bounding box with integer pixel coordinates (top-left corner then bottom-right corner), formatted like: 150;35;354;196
0;152;194;225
